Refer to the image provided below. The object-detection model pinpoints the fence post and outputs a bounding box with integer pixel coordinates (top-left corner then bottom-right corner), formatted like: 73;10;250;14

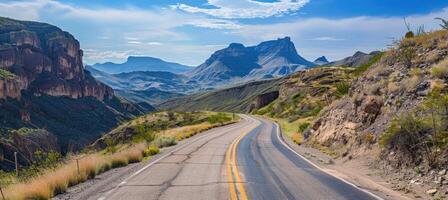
76;158;80;177
14;152;18;177
0;186;5;200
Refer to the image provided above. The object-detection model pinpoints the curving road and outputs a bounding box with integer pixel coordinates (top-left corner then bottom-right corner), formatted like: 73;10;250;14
96;115;381;200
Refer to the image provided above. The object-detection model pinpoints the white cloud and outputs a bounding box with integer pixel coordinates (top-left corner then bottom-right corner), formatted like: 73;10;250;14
83;49;142;63
187;19;242;29
312;37;345;41
127;41;142;45
228;8;448;60
173;0;310;19
147;42;163;46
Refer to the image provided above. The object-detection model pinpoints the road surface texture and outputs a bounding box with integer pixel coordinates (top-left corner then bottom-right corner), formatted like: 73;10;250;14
89;115;381;200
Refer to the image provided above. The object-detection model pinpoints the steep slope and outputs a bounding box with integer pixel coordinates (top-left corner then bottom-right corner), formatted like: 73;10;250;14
188;37;315;86
0;17;151;170
327;51;381;67
306;31;448;197
158;79;284;113
92;56;192;74
115;88;183;105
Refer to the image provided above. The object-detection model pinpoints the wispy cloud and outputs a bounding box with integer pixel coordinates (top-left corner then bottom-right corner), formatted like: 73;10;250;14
127;41;142;45
83;49;142;63
173;0;310;19
147;42;163;46
312;37;345;41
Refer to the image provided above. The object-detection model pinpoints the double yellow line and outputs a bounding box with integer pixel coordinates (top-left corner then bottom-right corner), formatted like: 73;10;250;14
226;120;259;200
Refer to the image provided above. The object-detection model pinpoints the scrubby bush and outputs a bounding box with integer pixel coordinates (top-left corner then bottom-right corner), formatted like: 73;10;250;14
431;57;448;79
154;136;177;148
207;113;232;124
380;89;448;167
143;146;160;156
298;123;310;133
399;40;417;68
335;82;351;98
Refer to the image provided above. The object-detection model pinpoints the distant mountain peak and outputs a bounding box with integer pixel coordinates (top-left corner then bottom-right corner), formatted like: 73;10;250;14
189;37;315;85
353;51;367;57
228;43;245;49
313;56;329;65
93;56;191;74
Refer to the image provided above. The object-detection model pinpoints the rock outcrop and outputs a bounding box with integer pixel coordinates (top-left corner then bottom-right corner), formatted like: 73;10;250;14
0;17;152;170
0;17;113;101
311;31;448;154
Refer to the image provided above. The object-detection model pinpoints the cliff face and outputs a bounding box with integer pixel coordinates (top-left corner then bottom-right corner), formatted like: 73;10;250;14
0;17;152;170
0;17;113;101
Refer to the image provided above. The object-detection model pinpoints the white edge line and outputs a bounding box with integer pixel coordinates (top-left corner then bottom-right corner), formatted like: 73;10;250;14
271;120;385;200
98;116;249;200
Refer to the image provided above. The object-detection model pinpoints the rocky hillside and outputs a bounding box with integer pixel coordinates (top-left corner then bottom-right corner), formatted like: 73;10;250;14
327;51;382;68
92;56;192;74
0;17;151;170
188;37;315;86
158;79;283;112
307;31;448;198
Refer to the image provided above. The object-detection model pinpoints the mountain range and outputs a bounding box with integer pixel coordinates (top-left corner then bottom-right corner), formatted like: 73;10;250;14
92;56;192;74
188;37;316;86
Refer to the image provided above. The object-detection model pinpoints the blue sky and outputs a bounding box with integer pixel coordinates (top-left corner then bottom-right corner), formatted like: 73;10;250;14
1;0;448;66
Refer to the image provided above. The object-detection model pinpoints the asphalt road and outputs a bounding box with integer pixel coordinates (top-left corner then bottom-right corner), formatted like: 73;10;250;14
98;115;380;200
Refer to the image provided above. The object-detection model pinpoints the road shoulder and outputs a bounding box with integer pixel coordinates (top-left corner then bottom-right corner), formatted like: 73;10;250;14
276;123;414;200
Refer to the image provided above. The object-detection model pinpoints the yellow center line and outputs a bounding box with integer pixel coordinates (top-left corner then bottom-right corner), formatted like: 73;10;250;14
226;120;260;200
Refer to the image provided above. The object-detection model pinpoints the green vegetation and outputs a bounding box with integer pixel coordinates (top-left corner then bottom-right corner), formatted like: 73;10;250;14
353;52;385;76
207;112;232;124
435;17;448;30
154;136;177;148
380;89;448;167
431;57;448;79
298;122;310;133
158;79;282;112
2;111;238;199
143;146;160;156
0;69;15;79
334;82;351;98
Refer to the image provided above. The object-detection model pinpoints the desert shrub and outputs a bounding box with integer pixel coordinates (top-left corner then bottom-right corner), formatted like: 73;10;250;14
143;146;160;156
33;150;62;169
335;82;351;98
291;133;303;145
298;123;310;133
207;113;232;124
431;57;448;79
380;89;448;167
399;40;417;68
0;69;15;79
363;132;375;144
379;114;429;157
110;155;128;168
154;136;177;148
104;137;117;153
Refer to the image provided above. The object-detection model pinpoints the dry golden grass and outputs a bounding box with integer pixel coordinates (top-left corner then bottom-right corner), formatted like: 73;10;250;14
387;81;401;94
431;57;448;79
3;144;148;200
3;113;238;200
160;122;214;140
406;30;448;47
